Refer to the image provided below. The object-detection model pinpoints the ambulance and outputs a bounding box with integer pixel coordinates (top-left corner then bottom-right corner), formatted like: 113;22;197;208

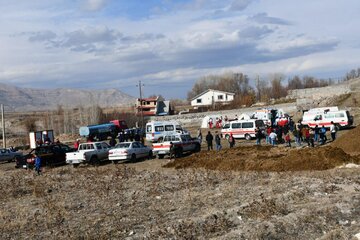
301;109;353;129
221;119;265;140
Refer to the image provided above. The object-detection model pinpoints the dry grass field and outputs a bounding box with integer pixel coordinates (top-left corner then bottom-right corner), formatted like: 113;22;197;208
1;88;360;239
1;128;360;239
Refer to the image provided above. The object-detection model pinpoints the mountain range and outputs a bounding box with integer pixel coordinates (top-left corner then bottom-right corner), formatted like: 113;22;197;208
0;83;135;112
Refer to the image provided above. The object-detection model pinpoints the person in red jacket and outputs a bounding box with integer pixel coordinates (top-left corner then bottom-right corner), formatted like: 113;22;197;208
74;139;80;149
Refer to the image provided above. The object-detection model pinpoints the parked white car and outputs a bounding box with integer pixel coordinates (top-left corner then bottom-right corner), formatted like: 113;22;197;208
108;142;153;162
0;148;23;163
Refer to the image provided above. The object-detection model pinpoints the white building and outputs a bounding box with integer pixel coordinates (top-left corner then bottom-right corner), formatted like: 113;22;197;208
191;89;235;108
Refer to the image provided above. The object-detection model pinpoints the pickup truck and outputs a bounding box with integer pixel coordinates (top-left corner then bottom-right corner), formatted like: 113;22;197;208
0;148;23;163
152;133;201;159
66;142;111;167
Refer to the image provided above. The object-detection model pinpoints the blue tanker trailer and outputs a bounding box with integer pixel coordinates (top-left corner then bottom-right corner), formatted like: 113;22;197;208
79;120;127;141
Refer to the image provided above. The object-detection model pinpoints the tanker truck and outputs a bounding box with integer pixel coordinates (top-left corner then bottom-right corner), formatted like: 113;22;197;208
79;120;128;141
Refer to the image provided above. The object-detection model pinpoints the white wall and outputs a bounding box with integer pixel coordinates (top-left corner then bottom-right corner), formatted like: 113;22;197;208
191;90;234;107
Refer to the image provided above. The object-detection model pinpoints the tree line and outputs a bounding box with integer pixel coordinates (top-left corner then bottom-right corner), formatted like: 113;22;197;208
187;68;360;107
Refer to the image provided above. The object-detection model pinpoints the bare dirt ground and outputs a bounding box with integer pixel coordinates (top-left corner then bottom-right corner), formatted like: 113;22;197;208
1;128;360;239
1;100;360;239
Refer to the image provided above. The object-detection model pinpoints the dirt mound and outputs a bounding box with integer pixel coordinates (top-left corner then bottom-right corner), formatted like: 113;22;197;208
333;126;360;155
164;145;360;172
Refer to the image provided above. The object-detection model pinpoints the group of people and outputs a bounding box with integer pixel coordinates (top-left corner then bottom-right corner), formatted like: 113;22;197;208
80;128;144;148
200;119;339;152
201;131;234;151
207;115;238;129
258;120;339;147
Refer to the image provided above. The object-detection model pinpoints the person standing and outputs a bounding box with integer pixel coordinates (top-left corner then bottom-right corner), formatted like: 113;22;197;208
314;125;319;142
266;125;272;144
215;132;222;151
206;131;213;151
109;137;117;147
228;133;235;148
285;133;291;147
208;118;213;129
309;127;315;147
330;121;337;141
269;131;277;146
169;142;177;160
197;129;203;145
74;139;80;149
320;125;327;145
255;128;262;145
34;153;41;175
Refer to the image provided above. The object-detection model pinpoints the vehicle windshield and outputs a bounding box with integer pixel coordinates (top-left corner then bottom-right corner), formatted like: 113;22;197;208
115;143;131;149
223;124;230;129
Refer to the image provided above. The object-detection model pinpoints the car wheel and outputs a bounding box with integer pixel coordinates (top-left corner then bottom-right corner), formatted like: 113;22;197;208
158;154;164;159
148;151;153;160
90;156;99;166
245;134;251;141
194;144;201;152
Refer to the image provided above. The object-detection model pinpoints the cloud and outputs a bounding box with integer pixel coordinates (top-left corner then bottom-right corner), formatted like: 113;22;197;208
83;0;108;11
229;0;252;11
238;26;274;39
28;31;57;42
249;13;291;25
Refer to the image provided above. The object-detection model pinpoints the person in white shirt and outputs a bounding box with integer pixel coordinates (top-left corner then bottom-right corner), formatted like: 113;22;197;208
269;131;277;146
330;121;337;141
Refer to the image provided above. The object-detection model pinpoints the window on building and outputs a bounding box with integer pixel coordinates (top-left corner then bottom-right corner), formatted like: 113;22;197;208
218;95;223;100
197;99;202;103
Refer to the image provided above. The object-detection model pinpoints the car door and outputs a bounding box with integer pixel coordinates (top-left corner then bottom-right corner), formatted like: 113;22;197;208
101;142;111;160
0;149;10;162
51;145;66;165
131;142;141;158
137;142;147;157
37;147;52;166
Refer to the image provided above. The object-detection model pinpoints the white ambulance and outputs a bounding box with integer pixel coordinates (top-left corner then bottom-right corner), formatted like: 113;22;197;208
221;119;265;140
301;110;353;128
145;121;184;142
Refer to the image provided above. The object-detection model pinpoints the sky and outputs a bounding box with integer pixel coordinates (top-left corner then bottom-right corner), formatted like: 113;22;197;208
1;0;360;99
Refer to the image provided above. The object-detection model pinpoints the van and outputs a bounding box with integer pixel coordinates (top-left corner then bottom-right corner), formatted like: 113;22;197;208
146;121;183;142
221;119;265;140
302;110;353;128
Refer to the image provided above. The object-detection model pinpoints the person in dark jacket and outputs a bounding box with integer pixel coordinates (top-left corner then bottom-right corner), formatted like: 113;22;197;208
215;131;222;151
109;137;117;147
228;133;235;148
205;131;213;151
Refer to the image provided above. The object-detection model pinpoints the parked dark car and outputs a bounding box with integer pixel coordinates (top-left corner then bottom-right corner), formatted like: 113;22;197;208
15;144;75;169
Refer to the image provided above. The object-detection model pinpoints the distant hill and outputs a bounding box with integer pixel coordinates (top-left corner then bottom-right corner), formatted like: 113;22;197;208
0;83;135;112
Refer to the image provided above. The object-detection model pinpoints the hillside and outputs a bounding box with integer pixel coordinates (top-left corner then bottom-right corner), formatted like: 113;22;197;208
0;83;135;111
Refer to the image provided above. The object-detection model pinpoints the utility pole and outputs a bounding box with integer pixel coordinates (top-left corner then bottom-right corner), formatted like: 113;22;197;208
137;81;145;130
256;75;260;102
1;104;6;148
